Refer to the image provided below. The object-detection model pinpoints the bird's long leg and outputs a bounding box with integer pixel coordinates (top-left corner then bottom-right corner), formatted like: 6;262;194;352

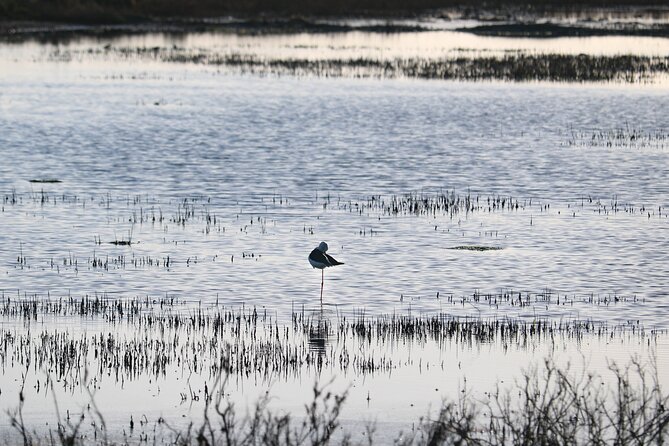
320;269;324;305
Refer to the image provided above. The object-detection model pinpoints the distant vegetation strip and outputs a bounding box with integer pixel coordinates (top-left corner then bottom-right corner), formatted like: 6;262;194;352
42;44;668;83
3;19;669;41
1;0;668;23
461;22;669;38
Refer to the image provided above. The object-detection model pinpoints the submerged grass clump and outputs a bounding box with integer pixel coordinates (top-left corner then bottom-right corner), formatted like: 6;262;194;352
332;191;664;221
28;178;62;183
448;245;502;251
337;191;530;217
565;125;669;149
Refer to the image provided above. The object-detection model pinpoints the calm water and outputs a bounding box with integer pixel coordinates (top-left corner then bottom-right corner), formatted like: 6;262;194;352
0;29;668;442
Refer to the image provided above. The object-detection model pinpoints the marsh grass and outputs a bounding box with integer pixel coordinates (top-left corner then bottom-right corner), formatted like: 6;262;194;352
161;52;669;83
0;295;659;393
2;188;662;260
393;357;669;445
19;44;669;83
566;126;669;150
7;357;669;445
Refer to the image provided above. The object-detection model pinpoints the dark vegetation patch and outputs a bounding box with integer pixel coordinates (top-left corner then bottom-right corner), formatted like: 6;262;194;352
1;0;668;39
3;18;669;42
0;18;429;43
28;178;62;183
448;245;502;251
460;22;669;37
108;239;133;245
2;0;667;23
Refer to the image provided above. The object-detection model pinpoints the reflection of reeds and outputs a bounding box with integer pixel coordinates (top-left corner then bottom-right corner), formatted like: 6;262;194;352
0;295;660;387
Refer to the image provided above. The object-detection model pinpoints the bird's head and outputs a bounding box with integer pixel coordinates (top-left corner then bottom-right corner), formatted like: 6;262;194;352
317;241;329;252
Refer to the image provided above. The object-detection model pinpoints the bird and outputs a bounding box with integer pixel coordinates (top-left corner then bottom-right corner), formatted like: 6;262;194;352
308;241;344;303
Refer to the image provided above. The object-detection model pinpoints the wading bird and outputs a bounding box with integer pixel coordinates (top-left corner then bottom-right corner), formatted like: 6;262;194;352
308;242;344;303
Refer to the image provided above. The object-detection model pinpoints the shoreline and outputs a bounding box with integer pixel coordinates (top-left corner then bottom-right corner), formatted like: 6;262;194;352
2;5;669;42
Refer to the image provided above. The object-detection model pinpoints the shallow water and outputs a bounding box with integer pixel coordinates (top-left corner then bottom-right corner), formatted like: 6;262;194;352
0;29;668;442
1;70;667;324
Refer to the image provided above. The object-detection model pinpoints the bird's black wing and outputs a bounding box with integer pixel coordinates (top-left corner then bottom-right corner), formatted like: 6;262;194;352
324;253;344;266
309;249;330;265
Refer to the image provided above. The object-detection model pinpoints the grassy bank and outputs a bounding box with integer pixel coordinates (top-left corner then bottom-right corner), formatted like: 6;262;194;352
1;0;668;24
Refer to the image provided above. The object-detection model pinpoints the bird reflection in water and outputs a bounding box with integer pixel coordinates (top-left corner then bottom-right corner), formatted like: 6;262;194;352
308;307;330;362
